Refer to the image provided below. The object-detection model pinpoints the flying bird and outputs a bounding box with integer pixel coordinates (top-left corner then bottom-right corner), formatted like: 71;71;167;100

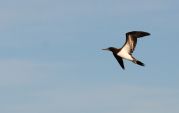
102;31;150;70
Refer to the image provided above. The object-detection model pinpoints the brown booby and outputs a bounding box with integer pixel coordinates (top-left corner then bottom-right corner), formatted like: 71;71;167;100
102;31;150;70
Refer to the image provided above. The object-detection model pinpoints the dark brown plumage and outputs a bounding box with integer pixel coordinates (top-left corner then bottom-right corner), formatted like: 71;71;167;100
102;31;150;70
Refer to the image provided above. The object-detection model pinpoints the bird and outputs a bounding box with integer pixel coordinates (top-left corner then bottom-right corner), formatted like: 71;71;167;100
102;31;150;70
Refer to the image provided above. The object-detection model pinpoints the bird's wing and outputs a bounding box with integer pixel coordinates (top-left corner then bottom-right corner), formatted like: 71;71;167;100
113;53;125;70
121;31;150;54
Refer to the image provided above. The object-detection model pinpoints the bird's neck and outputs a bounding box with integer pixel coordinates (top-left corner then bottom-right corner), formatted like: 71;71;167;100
112;48;121;54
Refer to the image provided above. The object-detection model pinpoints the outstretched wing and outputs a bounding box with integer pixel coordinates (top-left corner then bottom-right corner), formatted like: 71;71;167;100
113;53;125;70
121;31;150;54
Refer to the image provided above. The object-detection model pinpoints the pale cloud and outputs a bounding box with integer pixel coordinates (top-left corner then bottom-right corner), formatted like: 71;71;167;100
5;84;178;113
0;59;62;87
0;58;178;113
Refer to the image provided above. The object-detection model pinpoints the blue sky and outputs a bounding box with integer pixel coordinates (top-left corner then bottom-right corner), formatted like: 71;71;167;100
0;0;179;113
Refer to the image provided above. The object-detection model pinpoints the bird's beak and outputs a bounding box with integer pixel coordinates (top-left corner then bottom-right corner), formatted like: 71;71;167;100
102;48;109;51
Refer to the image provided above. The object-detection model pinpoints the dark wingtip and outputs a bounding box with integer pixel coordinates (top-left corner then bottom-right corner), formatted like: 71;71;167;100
145;32;151;36
126;31;151;37
121;67;125;70
140;31;150;37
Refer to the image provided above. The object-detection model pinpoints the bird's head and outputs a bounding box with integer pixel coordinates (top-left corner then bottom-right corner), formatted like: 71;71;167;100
102;47;118;53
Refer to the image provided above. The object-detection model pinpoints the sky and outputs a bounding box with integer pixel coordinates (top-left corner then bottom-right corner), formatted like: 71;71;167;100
0;0;179;113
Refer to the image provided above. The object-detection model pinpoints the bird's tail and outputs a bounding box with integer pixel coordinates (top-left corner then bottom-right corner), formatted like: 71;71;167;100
133;59;145;66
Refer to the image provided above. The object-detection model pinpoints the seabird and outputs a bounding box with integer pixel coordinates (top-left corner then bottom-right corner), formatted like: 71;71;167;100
102;31;150;70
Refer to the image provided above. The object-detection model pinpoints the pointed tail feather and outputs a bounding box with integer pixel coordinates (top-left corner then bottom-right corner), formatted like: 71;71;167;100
134;60;145;66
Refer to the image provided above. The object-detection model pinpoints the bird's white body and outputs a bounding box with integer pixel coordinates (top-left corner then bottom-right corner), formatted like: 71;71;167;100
118;49;133;61
118;42;134;61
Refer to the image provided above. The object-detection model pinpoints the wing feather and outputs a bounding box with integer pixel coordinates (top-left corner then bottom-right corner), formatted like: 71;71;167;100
121;31;150;54
113;53;125;70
